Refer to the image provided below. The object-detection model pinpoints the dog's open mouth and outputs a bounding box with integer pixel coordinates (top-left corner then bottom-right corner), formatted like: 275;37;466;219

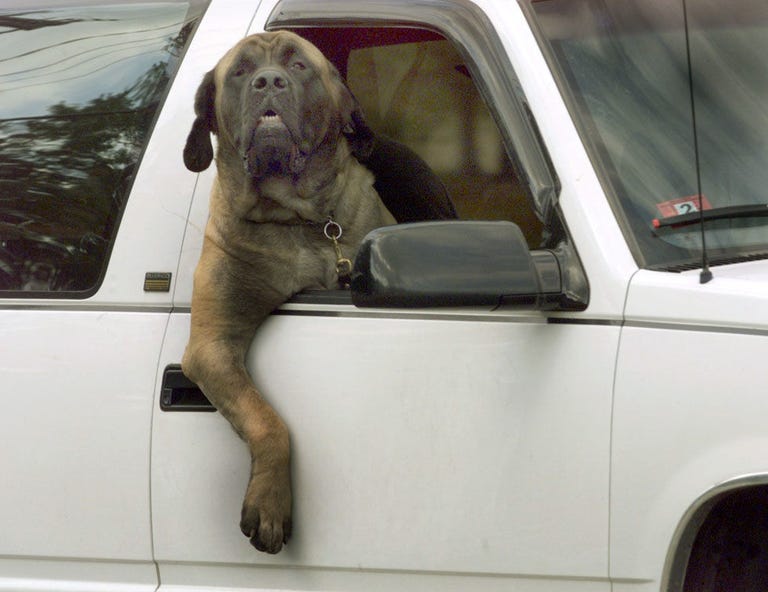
258;110;284;129
242;110;306;177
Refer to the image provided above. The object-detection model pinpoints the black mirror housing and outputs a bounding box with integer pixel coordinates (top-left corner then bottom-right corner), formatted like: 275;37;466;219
351;221;580;309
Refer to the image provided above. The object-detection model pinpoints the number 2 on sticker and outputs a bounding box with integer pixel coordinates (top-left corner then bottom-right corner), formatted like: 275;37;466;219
675;201;698;215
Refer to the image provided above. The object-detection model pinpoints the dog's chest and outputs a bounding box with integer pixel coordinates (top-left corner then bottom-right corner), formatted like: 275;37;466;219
296;231;351;290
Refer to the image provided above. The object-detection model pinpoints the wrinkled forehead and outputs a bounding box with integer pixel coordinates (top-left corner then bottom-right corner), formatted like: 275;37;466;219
217;31;330;76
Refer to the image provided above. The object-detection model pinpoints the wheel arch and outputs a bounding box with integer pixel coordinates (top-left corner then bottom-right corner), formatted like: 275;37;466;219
662;473;768;592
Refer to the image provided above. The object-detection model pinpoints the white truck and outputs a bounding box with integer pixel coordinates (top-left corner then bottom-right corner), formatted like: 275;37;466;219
1;0;767;591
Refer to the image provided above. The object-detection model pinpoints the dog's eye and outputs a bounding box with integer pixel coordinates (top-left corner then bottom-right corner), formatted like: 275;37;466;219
291;61;306;71
232;62;251;78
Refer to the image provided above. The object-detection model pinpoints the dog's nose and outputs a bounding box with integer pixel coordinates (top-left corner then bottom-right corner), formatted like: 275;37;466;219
252;68;288;91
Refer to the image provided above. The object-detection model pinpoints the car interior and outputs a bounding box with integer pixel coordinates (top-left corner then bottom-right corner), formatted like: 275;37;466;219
287;26;544;246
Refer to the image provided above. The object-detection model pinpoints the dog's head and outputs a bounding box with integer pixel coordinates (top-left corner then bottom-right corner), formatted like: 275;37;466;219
183;30;373;179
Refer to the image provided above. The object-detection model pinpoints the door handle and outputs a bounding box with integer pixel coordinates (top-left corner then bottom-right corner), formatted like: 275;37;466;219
160;365;215;412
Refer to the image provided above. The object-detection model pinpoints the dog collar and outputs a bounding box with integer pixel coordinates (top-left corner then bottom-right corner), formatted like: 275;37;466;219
322;216;353;287
292;213;351;287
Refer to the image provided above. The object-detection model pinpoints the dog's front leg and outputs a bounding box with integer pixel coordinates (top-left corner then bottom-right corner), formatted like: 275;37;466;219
182;244;293;554
183;336;292;554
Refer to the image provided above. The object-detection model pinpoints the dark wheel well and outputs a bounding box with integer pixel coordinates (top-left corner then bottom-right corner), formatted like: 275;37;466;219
682;486;768;592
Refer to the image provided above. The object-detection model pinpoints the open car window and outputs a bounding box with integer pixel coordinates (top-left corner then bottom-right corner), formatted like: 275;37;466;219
286;26;545;249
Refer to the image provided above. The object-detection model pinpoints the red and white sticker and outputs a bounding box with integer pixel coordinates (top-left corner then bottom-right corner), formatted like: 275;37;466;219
656;194;712;218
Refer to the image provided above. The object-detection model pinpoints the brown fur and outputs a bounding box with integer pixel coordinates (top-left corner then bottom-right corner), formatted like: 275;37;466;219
181;31;394;554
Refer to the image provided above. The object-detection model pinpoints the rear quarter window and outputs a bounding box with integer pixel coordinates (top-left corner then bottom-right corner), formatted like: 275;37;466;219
0;0;208;295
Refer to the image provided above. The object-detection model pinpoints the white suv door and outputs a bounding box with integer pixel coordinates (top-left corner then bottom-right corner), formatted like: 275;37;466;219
151;1;629;590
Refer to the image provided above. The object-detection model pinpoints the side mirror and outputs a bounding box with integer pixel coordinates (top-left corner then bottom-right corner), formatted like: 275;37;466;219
351;221;587;310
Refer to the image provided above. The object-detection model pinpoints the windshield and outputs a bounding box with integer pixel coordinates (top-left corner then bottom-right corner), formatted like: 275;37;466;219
528;0;768;270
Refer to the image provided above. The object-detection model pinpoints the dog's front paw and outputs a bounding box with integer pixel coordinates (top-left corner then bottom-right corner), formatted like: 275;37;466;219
240;466;292;554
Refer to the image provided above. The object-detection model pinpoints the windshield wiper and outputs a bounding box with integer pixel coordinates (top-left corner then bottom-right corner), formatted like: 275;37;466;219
653;204;768;230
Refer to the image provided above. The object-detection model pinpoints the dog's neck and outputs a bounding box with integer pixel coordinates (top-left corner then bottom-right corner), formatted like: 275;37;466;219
215;138;360;226
251;176;331;223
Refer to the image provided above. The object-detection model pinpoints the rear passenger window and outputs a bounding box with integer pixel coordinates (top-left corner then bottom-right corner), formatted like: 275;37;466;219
0;0;208;295
292;27;544;248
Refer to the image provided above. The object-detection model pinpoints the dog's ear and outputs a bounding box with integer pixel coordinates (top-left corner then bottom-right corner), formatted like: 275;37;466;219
343;104;375;161
183;69;217;172
337;79;375;161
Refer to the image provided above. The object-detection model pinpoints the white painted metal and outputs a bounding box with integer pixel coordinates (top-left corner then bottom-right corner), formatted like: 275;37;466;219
152;312;616;590
0;558;157;592
611;264;768;588
0;311;166;590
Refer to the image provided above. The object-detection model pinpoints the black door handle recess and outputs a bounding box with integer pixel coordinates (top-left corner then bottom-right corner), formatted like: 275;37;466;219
160;365;215;411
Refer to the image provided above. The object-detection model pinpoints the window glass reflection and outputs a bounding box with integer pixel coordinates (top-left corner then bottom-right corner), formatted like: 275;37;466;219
531;0;768;269
0;2;205;293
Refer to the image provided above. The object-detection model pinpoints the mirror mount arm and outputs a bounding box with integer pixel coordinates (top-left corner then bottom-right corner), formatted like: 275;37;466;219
523;242;588;312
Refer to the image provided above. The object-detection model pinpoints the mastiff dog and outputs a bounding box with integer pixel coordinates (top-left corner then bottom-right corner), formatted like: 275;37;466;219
181;30;395;554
